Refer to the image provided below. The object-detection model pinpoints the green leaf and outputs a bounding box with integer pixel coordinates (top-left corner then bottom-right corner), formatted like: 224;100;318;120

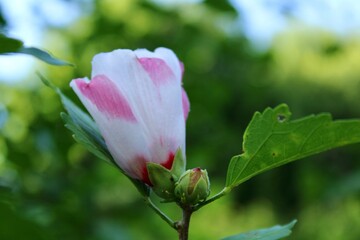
39;72;113;165
0;34;23;53
0;34;73;66
226;104;360;188
222;220;297;240
17;47;74;66
39;73;150;197
60;112;113;165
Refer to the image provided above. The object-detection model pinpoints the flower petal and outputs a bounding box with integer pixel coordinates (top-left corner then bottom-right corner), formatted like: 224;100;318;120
138;57;174;86
71;75;136;121
135;47;182;82
182;88;190;120
70;77;149;179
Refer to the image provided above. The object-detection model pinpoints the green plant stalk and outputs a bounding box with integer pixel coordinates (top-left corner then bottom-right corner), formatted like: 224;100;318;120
145;186;231;239
145;197;176;230
175;187;231;239
145;197;194;240
193;186;231;211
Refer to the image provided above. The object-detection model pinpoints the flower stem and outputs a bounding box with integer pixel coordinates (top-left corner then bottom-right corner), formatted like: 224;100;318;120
176;205;193;240
193;186;231;211
146;187;231;239
145;197;176;230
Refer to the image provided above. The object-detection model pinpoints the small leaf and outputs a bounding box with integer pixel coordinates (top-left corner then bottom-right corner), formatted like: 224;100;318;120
18;47;73;66
222;220;297;240
226;104;360;188
39;74;150;197
0;34;73;66
39;73;112;164
0;34;23;53
59;95;112;164
60;112;113;166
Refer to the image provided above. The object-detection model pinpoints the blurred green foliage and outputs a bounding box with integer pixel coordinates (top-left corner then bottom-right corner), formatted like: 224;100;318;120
0;0;360;239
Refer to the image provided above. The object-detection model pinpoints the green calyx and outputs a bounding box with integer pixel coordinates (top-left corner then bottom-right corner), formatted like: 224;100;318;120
174;168;210;205
147;148;186;201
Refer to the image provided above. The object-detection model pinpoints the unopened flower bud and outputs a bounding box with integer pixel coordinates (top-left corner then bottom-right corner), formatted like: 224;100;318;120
174;168;210;205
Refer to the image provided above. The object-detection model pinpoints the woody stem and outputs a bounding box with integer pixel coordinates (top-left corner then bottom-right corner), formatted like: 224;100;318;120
176;204;193;240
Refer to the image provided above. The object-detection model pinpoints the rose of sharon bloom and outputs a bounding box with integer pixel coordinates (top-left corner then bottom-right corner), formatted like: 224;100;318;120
70;48;190;185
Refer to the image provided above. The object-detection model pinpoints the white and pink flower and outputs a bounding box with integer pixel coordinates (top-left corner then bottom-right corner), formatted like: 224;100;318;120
70;48;189;185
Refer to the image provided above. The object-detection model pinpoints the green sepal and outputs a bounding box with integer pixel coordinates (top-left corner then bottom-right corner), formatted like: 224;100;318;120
170;148;186;178
147;163;177;200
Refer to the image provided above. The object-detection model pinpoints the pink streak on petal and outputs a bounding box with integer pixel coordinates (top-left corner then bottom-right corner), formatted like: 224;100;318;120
74;75;136;122
138;58;175;85
162;152;175;170
135;155;152;186
182;88;190;120
179;61;184;79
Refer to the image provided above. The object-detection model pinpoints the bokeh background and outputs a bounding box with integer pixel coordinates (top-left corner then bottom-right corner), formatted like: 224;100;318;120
1;0;360;239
